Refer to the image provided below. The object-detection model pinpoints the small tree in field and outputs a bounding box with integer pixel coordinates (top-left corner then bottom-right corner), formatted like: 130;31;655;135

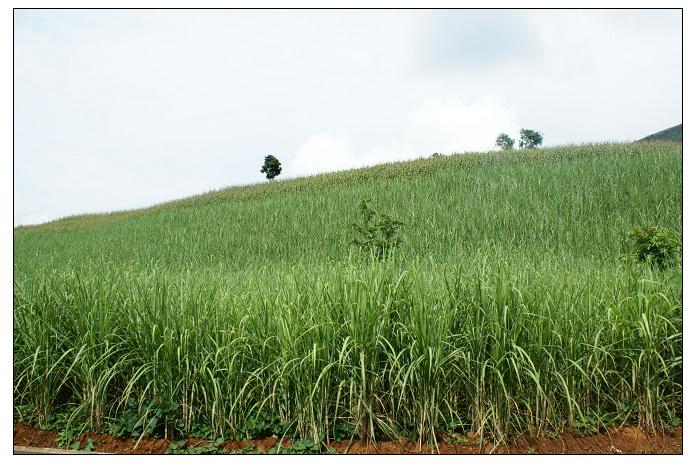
518;129;543;149
495;133;515;150
260;155;282;180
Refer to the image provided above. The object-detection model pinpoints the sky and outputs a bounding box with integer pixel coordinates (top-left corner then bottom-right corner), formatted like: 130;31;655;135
13;9;681;226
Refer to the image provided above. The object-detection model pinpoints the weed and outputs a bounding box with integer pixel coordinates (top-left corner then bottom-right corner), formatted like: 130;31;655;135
107;398;141;437
330;422;356;442
572;414;598;436
236;411;286;440
107;396;180;439
627;225;680;268
268;439;321;454
350;198;403;259
166;437;227;455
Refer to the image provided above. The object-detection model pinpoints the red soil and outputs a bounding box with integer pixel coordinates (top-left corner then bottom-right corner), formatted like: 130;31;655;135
13;421;682;455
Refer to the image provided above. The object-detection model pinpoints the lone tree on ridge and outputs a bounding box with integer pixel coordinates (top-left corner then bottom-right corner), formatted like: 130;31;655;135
261;155;282;180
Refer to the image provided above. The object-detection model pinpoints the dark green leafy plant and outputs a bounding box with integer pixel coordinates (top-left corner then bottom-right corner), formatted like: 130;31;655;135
14;403;35;424
107;398;141;437
350;199;404;259
330;422;356;442
571;413;598;436
166;439;189;454
146;396;179;439
268;439;321;454
166;437;227;455
107;396;180;439
627;225;680;268
233;411;289;440
189;422;216;440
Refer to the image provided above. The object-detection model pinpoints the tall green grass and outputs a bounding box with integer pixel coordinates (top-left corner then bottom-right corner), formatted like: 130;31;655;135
14;142;682;449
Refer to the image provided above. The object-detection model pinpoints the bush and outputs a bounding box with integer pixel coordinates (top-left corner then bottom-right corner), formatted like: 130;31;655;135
350;199;403;259
627;225;680;268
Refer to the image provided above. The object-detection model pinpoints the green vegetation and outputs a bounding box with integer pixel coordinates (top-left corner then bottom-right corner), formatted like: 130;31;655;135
518;128;543;149
627;225;681;268
14;142;682;450
167;437;226;454
495;133;515;150
639;124;682;142
69;437;94;452
260;154;282;180
350;198;404;259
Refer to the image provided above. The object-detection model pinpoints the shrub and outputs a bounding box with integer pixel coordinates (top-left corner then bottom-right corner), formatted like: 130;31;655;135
627;225;680;268
350;199;403;259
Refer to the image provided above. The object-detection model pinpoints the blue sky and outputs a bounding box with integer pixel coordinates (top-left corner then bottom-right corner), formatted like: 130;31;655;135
14;9;681;225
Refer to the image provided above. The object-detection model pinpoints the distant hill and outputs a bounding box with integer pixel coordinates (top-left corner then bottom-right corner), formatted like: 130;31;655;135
639;124;682;142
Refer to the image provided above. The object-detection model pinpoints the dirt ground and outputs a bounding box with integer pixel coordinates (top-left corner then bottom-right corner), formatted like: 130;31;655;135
13;421;682;455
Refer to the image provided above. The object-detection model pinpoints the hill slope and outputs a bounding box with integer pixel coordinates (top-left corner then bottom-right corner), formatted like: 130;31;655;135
14;142;682;273
639;123;682;142
13;141;683;446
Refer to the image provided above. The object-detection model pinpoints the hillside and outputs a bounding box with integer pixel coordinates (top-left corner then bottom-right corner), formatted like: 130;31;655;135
14;142;682;274
639;123;682;142
14;141;682;447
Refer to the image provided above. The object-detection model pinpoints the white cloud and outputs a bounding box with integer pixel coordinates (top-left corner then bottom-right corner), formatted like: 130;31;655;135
287;130;356;176
286;93;519;177
403;93;520;153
